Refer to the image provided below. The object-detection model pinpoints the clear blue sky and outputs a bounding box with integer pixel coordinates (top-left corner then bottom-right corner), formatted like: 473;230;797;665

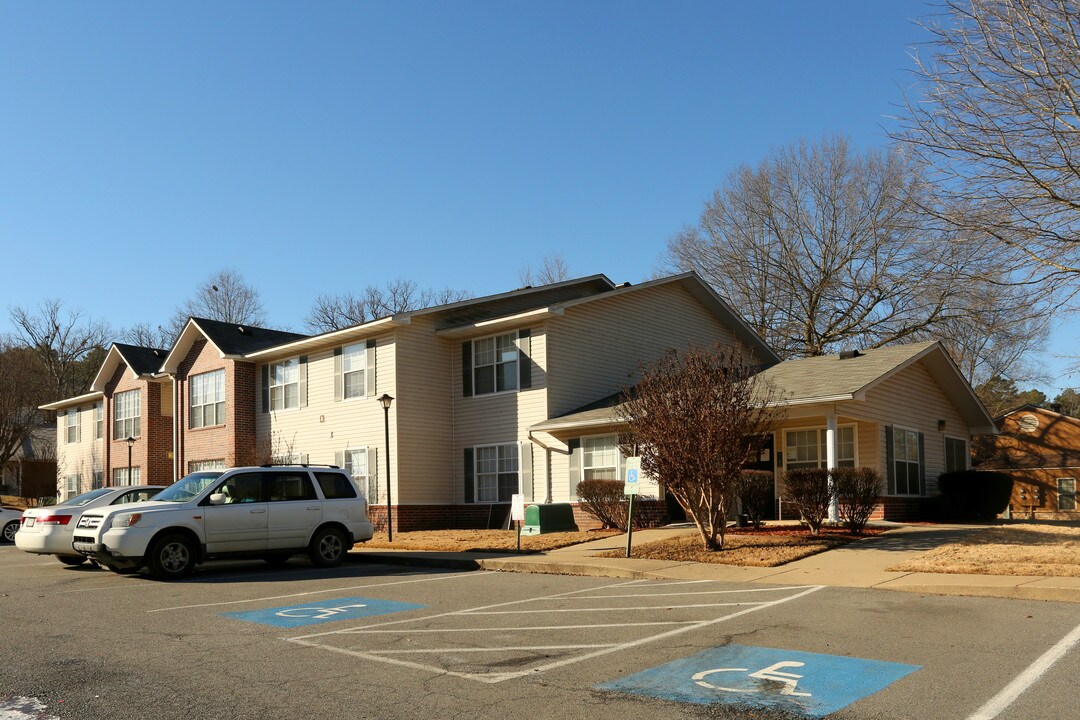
0;1;1072;393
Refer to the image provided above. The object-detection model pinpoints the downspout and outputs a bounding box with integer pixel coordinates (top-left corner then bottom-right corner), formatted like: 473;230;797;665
171;374;178;482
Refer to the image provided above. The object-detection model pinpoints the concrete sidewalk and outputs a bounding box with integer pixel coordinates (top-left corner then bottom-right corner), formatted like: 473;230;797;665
352;524;1080;604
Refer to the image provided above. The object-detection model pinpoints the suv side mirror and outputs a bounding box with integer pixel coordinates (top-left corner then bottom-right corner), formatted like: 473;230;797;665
208;493;227;506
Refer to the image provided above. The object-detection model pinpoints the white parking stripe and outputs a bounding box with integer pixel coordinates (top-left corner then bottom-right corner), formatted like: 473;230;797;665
581;586;814;599
967;619;1080;720
285;581;825;683
350;622;698;634
461;602;770;614
378;644;618;654
149;570;483;612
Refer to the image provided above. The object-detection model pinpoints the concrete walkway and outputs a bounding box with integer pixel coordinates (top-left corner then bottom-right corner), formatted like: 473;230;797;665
353;524;1080;604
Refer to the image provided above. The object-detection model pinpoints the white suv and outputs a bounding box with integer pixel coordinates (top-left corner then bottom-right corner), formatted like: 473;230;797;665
71;467;374;580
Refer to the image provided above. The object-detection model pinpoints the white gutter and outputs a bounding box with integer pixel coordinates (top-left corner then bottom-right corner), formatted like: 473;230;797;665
435;307;562;338
244;316;403;360
39;391;104;411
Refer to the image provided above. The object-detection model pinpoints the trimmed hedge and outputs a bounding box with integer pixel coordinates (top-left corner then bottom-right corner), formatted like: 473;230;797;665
937;470;1014;520
832;467;883;534
577;479;643;531
784;468;832;534
737;470;774;529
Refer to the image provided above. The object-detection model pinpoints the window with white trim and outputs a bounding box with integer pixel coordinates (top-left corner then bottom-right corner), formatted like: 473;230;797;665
892;428;921;495
65;474;79;496
113;390;140;440
65;410;78;444
582;435;619;481
473;333;518;395
113;467;141;486
269;358;299;410
190;369;225;428
94;403;103;440
784;427;855;471
1058;478;1076;511
344;448;375;502
944;437;968;473
92;471;104;490
188;459;226;473
475;443;518;502
342;343;366;399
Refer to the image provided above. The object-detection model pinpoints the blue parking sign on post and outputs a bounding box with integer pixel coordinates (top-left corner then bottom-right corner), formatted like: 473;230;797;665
597;644;919;718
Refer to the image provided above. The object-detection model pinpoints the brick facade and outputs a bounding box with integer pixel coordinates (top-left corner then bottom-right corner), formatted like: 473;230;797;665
103;364;174;486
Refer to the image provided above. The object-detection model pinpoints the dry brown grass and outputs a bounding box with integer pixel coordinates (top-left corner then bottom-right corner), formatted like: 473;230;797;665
359;529;620;553
596;527;878;567
1;496;29;510
888;524;1080;577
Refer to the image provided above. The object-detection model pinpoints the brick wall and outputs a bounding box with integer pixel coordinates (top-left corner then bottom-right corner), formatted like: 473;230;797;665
104;364;174;486
175;338;259;472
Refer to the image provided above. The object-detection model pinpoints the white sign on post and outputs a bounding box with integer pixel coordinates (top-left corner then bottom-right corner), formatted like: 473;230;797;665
510;493;526;522
624;457;641;496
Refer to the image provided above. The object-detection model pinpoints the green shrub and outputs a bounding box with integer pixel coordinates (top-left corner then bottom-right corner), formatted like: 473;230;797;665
577;479;641;531
783;468;832;534
937;470;1014;520
737;470;774;529
832;467;883;534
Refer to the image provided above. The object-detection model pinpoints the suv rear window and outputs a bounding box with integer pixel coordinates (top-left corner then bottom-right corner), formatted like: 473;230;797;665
315;472;358;499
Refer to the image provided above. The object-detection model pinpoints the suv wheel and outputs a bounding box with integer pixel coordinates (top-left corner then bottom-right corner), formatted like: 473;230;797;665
148;534;196;580
308;526;347;567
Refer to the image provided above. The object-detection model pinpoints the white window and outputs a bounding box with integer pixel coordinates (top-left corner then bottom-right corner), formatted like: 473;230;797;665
892;428;921;495
473;333;518;395
113;390;141;440
190;369;226;428
65;410;78;444
188;459;226;473
945;437;968;473
582;435;619;481
114;467;141;486
1058;478;1076;511
784;426;856;471
475;443;518;502
65;474;79;496
94;403;103;440
345;448;375;503
269;359;299;411
342;343;366;399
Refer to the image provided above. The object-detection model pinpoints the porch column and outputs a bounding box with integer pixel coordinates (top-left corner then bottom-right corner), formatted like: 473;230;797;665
826;412;839;523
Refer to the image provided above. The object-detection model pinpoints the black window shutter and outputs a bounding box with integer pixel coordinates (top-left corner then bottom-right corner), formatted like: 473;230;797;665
461;342;473;397
261;365;270;413
917;431;925;495
464;448;474;503
885;426;894;494
518;328;531;389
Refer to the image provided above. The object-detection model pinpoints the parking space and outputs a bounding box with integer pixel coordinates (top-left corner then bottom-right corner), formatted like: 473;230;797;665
2;543;1080;720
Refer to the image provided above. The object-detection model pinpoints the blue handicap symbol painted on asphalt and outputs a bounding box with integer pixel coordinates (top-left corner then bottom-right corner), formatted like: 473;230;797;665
597;644;919;717
222;596;424;628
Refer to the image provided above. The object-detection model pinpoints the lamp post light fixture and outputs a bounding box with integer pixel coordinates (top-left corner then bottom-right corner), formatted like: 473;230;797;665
377;393;394;542
125;436;135;486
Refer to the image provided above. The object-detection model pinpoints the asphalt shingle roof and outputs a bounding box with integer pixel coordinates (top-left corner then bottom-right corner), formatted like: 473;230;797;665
112;344;169;376
190;318;308;356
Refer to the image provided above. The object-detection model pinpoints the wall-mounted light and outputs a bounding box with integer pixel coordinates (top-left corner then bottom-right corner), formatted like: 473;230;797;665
937;420;946;432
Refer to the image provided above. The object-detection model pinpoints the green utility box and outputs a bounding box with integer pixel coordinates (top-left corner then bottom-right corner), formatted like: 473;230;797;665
520;503;578;535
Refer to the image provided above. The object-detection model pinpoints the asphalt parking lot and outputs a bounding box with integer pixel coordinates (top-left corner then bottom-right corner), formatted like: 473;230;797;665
2;544;1078;720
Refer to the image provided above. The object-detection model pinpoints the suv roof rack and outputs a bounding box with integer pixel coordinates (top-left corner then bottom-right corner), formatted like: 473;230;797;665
258;463;342;469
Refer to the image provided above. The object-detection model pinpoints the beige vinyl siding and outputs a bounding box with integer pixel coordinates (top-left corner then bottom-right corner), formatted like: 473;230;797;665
546;283;738;417
544;283;738;502
55;405;104;497
256;336;396;495
394;317;456;504
450;325;547;503
857;360;970;495
771;418;878;498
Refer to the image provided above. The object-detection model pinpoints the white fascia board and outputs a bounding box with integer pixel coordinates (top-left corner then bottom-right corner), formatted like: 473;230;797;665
765;394;857;407
159;320;225;374
244;316;402;360
39;391;104;411
529;416;623;433
435;307;561;338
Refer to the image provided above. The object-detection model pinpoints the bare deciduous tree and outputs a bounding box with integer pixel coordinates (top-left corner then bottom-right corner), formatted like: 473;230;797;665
666;136;974;357
9;300;111;400
168;268;266;337
519;253;571;286
120;321;173;350
0;338;51;476
617;344;784;551
305;280;472;333
896;0;1080;284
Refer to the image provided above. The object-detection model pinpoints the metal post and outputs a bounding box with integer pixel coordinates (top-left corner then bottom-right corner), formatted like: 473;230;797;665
383;404;392;542
126;436;134;486
625;493;635;558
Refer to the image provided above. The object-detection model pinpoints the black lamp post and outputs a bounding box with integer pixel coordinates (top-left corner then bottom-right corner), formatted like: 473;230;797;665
377;394;394;542
125;436;135;486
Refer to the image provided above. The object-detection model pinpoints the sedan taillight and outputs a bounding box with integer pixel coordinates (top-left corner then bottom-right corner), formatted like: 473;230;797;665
37;515;72;526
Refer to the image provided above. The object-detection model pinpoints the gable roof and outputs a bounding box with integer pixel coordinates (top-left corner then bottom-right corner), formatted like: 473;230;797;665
159;318;308;373
90;343;169;391
532;340;995;434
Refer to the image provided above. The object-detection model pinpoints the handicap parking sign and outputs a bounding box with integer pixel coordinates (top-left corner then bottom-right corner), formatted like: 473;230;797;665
223;596;424;628
597;644;919;718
